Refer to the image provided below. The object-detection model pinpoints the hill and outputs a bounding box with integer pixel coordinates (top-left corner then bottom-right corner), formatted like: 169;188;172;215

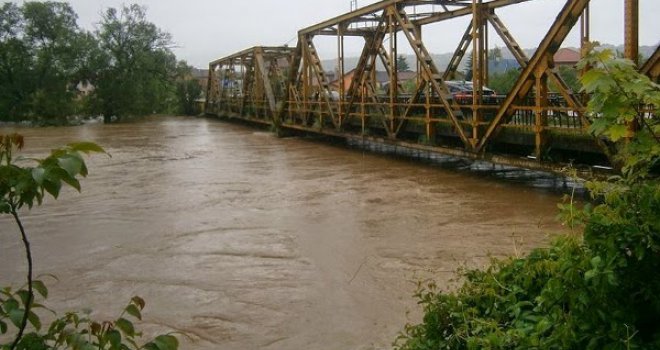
319;44;657;76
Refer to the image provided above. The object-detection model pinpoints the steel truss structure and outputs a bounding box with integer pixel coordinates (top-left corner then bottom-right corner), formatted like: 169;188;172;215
206;0;658;172
206;46;294;124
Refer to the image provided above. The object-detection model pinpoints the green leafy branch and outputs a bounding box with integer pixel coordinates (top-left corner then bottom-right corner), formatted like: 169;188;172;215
578;47;660;177
2;287;179;350
1;134;181;350
1;134;106;350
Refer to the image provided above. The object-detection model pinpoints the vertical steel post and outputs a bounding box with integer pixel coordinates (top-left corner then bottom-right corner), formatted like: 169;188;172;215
624;0;639;65
417;24;433;145
388;9;397;137
580;4;590;54
302;38;309;125
338;23;345;128
483;11;489;86
625;0;639;136
534;66;548;159
205;64;214;114
415;24;422;87
471;0;484;148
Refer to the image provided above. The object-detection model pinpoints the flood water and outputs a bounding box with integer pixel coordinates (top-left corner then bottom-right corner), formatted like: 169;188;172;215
1;116;567;349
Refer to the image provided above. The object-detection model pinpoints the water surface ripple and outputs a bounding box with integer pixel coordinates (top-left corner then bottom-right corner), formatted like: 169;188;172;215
1;116;565;349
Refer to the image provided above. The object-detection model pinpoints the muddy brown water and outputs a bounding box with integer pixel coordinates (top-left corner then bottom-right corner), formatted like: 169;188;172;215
1;116;566;349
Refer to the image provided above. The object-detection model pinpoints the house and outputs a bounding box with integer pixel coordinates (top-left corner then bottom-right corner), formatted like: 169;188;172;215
329;69;357;92
330;69;418;92
381;71;417;93
191;68;209;93
75;80;94;97
554;48;581;66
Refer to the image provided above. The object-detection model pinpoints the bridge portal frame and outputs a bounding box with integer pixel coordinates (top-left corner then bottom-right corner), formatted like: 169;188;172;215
205;46;295;125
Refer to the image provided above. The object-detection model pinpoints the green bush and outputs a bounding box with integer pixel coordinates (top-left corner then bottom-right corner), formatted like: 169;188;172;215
395;48;660;350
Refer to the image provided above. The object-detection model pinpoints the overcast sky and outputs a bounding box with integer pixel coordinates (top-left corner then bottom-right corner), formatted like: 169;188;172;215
54;0;660;68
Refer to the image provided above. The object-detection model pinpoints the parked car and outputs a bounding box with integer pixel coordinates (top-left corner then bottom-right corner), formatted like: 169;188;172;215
445;80;497;104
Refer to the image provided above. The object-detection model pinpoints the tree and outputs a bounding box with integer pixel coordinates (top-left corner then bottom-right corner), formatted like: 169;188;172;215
0;3;183;123
92;5;176;123
554;65;581;93
463;51;473;81
0;3;32;119
22;2;86;119
489;46;503;62
0;2;88;121
397;54;410;72
488;68;519;94
174;61;203;116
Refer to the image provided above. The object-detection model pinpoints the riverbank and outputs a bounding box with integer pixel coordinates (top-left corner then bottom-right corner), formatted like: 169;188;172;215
0;115;103;127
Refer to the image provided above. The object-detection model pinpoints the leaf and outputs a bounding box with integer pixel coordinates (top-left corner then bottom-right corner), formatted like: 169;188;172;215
143;344;159;350
4;298;19;312
27;310;41;330
124;304;142;320
59;174;81;192
57;155;83;177
131;296;145;310
607;124;628;142
90;321;102;335
588;119;609;137
42;179;61;198
0;200;10;213
106;329;121;349
580;70;606;93
9;308;24;328
125;336;140;348
79;161;88;177
115;317;135;337
67;333;89;350
82;343;96;350
31;167;46;185
32;280;48;299
584;269;597;281
152;335;179;350
16;290;30;306
0;320;7;334
68;142;106;154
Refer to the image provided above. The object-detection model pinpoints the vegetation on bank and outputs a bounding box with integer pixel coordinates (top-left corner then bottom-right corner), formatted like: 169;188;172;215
395;50;660;349
0;135;180;349
0;2;202;125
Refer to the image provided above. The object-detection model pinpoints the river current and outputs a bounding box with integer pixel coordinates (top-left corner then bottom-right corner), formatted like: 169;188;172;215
1;116;566;349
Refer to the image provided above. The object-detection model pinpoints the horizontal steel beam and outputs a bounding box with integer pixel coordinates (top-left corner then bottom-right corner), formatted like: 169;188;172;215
210;46;294;66
299;0;397;35
414;0;532;26
299;0;520;35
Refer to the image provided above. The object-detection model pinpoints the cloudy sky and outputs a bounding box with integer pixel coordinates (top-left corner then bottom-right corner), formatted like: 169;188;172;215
55;0;659;68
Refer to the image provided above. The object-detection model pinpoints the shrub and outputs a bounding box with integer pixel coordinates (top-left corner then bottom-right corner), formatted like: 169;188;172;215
395;48;660;350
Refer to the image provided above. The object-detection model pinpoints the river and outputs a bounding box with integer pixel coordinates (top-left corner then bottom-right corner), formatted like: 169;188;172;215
1;116;566;349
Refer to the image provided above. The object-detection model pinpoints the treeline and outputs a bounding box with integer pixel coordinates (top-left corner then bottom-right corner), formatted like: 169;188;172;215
0;2;202;124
